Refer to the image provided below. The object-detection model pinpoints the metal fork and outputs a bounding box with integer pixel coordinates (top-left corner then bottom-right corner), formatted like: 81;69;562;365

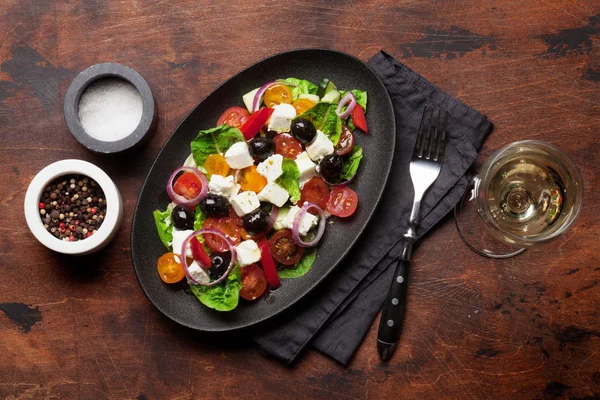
377;106;448;361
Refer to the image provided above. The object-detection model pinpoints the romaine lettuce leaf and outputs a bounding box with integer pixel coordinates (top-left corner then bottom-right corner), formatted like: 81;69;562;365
281;78;318;101
276;158;301;203
339;89;367;111
153;206;174;250
299;103;342;145
188;266;242;312
190;125;244;167
193;205;206;231
340;145;363;181
277;248;317;279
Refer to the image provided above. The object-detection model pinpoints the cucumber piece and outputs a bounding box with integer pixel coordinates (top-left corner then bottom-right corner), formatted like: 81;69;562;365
298;93;320;103
321;89;340;104
273;207;290;230
316;78;330;98
242;88;259;112
325;80;337;93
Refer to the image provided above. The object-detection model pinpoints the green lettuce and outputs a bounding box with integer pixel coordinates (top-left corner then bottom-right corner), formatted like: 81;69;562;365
276;158;301;203
299;103;342;145
278;248;317;279
340;145;363;181
153;206;174;250
190;125;244;167
339;89;367;111
189;266;242;312
281;78;318;100
193;205;206;231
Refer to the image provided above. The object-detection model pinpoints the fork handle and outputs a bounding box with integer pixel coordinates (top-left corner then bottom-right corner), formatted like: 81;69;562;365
377;257;410;361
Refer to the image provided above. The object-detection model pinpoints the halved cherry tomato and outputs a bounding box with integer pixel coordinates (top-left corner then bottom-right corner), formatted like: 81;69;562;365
203;217;241;252
300;177;330;209
268;230;304;266
190;237;211;268
157;252;185;284
291;98;316;114
173;172;203;200
326;187;358;217
263;83;293;107
217;106;250;129
336;125;355;156
257;237;280;289
274;134;302;159
240;264;267;301
240;107;274;140
351;104;368;134
204;154;230;178
238;165;267;193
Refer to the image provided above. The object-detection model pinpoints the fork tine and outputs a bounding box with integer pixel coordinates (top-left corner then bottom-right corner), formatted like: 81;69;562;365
426;109;441;160
413;106;428;158
419;107;434;158
434;111;448;162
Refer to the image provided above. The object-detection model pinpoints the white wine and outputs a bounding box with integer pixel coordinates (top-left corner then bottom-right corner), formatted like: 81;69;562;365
476;141;582;245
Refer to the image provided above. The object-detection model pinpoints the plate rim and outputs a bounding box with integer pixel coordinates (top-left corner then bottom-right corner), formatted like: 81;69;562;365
131;48;396;332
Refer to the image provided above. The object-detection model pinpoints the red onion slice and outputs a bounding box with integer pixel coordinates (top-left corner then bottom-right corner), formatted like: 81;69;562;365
166;166;208;208
292;202;326;247
321;173;357;187
266;205;279;232
252;81;276;113
336;92;357;120
181;228;237;286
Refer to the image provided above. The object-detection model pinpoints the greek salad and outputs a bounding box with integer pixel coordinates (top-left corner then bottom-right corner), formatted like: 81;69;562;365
153;77;368;311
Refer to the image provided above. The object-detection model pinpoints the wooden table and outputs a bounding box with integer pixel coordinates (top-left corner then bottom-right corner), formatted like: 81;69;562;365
1;1;599;399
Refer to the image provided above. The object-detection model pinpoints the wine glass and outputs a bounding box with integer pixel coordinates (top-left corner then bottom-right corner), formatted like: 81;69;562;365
454;140;583;258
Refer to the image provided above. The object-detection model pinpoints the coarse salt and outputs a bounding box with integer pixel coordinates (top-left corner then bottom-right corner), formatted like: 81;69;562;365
78;78;143;142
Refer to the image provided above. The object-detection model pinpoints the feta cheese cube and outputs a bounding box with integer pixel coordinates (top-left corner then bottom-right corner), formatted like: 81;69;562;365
208;174;240;199
225;142;254;169
186;260;210;285
282;205;319;236
295;151;317;187
257;181;289;207
235;240;261;267
230;191;260;216
273;207;290;230
267;103;297;133
257;154;283;181
305;130;334;161
172;229;194;258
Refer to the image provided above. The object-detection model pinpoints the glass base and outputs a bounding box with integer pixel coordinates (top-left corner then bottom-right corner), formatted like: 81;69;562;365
454;184;526;259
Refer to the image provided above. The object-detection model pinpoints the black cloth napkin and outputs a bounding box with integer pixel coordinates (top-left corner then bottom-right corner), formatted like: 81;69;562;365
251;51;493;365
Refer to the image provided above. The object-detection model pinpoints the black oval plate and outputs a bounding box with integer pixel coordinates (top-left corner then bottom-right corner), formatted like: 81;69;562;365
131;49;395;332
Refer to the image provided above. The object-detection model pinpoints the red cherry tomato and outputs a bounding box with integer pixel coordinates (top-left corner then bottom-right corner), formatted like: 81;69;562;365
217;106;250;129
268;230;304;266
336;125;355;156
351;104;368;134
240;264;267;301
274;134;303;159
173;172;203;200
202;217;241;252
300;177;330;209
326;187;358;217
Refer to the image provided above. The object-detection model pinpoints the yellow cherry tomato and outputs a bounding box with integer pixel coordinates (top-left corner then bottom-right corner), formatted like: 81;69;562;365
238;165;267;193
292;98;316;114
263;83;293;107
204;154;230;178
157;252;185;284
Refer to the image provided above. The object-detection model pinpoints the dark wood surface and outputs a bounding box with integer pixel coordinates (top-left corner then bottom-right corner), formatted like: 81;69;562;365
1;1;599;399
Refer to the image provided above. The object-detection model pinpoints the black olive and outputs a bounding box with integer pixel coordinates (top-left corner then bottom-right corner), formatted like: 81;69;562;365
242;208;270;235
199;194;229;217
209;252;231;280
319;154;343;180
248;137;275;162
171;205;194;230
290;118;317;144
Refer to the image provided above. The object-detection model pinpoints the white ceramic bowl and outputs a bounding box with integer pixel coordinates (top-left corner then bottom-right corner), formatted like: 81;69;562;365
24;159;123;255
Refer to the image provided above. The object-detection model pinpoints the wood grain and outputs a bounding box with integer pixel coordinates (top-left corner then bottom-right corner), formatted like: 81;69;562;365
1;0;599;399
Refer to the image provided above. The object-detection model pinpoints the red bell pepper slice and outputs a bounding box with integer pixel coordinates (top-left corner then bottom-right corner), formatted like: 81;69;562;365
240;107;274;140
257;237;281;289
190;236;212;268
351;104;368;134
